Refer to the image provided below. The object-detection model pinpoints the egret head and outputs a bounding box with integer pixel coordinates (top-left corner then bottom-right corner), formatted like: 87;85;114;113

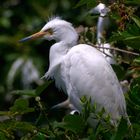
89;3;110;17
19;17;78;45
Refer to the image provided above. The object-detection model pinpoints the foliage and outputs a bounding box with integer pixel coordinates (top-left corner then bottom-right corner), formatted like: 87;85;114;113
0;87;133;140
0;0;140;139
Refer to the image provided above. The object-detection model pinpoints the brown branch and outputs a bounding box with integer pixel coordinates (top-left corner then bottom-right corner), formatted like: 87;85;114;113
94;45;140;56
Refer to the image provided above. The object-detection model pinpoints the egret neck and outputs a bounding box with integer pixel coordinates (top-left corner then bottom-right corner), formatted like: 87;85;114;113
48;26;78;74
45;25;78;92
97;15;109;44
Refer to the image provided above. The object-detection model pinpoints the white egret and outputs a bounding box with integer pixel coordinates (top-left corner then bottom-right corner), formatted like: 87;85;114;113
19;17;130;126
90;3;116;64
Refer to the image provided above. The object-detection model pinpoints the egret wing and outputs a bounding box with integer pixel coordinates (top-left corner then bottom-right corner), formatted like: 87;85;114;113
64;44;126;119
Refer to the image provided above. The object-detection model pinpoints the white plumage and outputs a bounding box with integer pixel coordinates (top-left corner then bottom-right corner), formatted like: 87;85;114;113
90;3;116;64
19;17;129;126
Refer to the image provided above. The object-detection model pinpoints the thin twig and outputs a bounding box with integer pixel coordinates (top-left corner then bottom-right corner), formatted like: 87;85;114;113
94;45;140;56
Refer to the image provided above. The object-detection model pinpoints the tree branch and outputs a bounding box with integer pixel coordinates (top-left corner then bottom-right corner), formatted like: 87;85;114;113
94;45;140;56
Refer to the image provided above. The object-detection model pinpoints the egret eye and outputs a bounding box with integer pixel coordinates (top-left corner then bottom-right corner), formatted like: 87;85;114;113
44;28;53;35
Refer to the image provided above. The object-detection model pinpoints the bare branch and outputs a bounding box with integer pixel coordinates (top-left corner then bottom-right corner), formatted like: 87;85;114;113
94;45;140;56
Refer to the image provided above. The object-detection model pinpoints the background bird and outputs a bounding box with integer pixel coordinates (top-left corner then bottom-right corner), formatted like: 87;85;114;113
90;3;116;64
19;17;130;126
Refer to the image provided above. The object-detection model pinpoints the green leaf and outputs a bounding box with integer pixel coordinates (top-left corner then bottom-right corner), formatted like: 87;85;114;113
130;84;140;106
35;80;52;96
54;114;85;134
133;57;140;64
10;90;36;97
10;98;34;114
0;120;36;138
132;16;140;29
109;22;140;49
75;0;96;8
111;118;128;140
132;123;140;139
125;0;140;5
124;36;140;49
0;131;8;140
0;111;10;116
31;132;46;140
13;121;36;132
112;65;126;80
64;115;85;133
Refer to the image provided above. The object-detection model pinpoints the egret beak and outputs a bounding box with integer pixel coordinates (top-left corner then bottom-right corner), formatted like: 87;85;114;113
19;31;46;43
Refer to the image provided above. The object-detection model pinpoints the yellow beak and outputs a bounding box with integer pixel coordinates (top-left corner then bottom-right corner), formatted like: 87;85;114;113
19;31;46;42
